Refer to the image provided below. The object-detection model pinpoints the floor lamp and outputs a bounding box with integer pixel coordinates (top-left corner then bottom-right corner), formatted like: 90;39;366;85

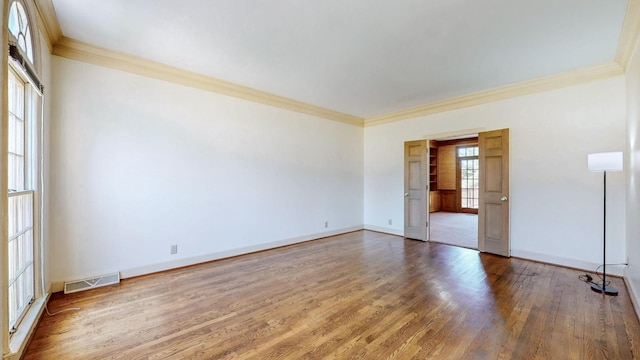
587;151;623;296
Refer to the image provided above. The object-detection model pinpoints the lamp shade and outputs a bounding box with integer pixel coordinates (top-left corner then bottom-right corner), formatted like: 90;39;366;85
587;151;623;172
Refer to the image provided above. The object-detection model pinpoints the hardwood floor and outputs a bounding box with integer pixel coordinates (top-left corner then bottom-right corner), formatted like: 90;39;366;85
24;230;640;359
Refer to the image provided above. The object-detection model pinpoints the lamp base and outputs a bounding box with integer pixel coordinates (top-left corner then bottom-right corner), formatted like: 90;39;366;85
591;283;618;296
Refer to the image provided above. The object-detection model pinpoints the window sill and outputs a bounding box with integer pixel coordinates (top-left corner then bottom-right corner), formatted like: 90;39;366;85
6;295;48;360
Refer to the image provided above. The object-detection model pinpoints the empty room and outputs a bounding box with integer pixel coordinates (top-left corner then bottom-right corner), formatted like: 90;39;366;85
1;0;640;359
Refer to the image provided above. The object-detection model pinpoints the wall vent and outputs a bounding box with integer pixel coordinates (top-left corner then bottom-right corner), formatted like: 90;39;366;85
64;273;121;294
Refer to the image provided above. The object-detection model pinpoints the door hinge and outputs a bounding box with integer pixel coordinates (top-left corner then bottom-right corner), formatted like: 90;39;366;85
426;221;429;227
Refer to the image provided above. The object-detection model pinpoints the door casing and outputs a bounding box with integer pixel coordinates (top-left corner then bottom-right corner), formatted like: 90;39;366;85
403;130;509;253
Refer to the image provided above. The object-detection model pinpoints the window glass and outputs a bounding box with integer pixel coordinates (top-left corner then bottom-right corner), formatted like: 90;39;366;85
7;68;39;334
6;0;41;339
8;1;34;63
458;146;479;210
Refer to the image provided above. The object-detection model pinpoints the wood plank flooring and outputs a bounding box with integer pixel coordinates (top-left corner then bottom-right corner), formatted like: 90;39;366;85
24;230;640;359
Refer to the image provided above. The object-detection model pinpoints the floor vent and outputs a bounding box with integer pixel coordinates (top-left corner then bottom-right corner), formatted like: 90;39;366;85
64;273;121;294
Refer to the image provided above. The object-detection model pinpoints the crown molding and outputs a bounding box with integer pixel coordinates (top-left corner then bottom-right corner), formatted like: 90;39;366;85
33;0;62;52
616;0;640;70
50;36;624;129
52;37;365;127
364;62;624;127
39;3;636;128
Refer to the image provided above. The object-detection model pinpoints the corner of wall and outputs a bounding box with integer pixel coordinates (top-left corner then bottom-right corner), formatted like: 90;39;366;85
624;267;640;322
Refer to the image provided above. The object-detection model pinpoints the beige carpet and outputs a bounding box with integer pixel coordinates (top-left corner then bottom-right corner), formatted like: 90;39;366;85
429;212;478;249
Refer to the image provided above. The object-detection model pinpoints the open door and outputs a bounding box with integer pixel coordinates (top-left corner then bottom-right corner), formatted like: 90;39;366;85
404;140;428;241
478;129;510;256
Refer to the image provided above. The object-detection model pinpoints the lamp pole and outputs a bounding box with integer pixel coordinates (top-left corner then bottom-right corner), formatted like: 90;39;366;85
591;170;618;295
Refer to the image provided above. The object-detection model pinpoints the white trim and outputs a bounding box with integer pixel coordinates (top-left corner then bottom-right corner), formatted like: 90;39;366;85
511;249;626;277
365;62;624;126
51;225;365;292
616;0;640;70
363;224;404;237
52;37;364;127
5;294;47;360
28;0;640;128
422;128;486;141
51;35;624;129
32;0;62;52
624;267;640;323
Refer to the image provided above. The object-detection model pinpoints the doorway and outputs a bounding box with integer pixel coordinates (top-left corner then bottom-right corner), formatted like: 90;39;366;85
428;136;479;249
404;129;511;256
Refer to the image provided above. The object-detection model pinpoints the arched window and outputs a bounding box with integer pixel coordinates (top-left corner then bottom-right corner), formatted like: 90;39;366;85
8;1;34;64
5;0;44;346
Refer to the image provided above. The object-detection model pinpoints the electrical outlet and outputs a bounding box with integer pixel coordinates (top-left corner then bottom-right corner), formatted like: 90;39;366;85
170;244;178;255
324;221;328;228
388;219;392;225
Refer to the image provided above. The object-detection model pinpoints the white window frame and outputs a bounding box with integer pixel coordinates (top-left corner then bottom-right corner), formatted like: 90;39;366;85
3;0;46;356
7;63;42;336
7;0;34;63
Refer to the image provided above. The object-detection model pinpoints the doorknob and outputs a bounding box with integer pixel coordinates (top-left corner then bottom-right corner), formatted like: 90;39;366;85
501;196;508;201
405;193;409;197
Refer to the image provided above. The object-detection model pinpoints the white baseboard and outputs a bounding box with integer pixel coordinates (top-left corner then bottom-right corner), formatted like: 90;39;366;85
624;267;640;323
510;249;626;277
363;224;404;236
51;225;364;293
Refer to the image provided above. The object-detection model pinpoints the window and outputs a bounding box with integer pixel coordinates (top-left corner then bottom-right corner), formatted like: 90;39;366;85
6;0;42;338
8;1;33;63
458;146;479;212
7;65;41;335
7;67;40;331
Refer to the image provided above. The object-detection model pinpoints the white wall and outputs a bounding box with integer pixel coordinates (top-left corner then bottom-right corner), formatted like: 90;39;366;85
625;33;640;315
46;51;632;294
48;57;364;286
364;77;627;274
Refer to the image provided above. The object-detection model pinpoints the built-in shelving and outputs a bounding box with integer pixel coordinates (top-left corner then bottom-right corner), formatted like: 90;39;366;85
429;146;438;191
429;142;440;212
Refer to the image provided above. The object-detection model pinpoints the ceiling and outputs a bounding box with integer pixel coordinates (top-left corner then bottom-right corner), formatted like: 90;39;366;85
49;0;629;119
